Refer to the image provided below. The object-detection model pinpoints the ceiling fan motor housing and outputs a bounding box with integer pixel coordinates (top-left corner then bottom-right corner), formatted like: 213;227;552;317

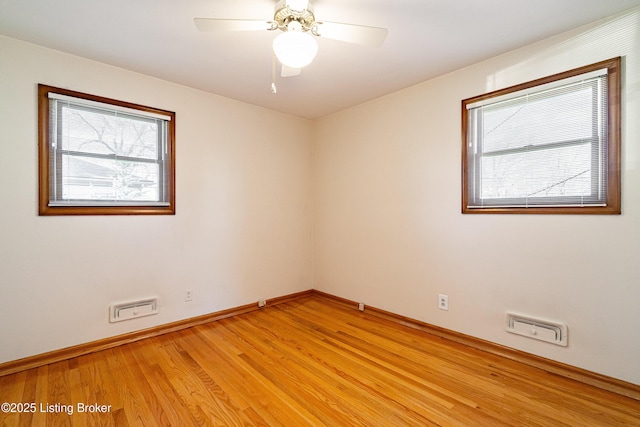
273;0;316;32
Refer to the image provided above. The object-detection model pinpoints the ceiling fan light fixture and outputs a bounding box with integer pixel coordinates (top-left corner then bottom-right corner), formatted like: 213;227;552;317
273;30;318;69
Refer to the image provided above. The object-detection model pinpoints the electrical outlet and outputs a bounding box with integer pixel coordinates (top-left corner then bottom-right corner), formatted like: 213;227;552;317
438;294;449;311
358;302;365;311
185;289;193;302
258;299;266;308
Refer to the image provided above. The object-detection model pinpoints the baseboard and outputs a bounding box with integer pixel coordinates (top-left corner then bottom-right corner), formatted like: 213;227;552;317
311;290;640;401
1;288;638;402
0;289;313;378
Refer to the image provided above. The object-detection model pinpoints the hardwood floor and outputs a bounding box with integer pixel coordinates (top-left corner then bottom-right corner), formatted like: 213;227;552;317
1;295;638;426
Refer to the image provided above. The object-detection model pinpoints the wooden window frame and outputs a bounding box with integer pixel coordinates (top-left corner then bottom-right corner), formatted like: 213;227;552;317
38;84;176;215
461;57;621;214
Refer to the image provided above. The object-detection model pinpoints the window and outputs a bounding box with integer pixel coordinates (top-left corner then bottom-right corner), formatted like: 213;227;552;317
38;85;175;215
462;57;621;214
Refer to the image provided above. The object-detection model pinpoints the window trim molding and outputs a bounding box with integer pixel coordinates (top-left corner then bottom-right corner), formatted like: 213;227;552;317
461;57;621;215
38;84;176;216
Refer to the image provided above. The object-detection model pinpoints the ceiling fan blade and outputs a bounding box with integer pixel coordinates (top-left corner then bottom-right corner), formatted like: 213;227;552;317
281;65;301;78
194;18;272;32
314;21;388;47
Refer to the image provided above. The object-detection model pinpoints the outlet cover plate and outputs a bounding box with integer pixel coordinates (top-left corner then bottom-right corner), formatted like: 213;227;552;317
438;294;449;310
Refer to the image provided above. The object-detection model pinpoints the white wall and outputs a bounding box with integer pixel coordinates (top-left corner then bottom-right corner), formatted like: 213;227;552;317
313;8;640;385
0;36;313;363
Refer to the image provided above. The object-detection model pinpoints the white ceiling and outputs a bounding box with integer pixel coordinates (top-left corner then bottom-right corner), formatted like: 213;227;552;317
1;0;639;119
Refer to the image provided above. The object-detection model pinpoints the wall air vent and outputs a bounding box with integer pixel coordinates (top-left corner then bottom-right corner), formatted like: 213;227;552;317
506;313;568;347
110;298;158;323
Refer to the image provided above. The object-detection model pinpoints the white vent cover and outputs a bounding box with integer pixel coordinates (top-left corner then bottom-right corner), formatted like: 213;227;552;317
110;298;158;323
506;313;568;346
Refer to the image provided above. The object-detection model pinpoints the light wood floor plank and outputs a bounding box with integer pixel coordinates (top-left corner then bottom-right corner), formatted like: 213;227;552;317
0;295;638;426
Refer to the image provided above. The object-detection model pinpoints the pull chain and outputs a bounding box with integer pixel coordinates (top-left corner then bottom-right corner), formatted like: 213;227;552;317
271;53;277;94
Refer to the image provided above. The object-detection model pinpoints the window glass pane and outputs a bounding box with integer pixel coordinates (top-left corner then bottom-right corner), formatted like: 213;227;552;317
60;104;159;160
480;144;593;200
61;155;160;202
482;84;595;153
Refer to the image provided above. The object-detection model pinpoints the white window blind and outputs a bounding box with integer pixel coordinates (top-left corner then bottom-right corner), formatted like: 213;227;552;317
48;94;171;207
465;69;608;209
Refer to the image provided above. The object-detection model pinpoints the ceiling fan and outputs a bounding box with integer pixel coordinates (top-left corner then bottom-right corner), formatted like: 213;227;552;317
194;0;388;87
